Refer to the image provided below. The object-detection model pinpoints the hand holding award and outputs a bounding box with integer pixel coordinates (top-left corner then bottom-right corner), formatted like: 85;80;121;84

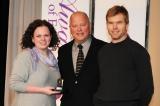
55;78;63;92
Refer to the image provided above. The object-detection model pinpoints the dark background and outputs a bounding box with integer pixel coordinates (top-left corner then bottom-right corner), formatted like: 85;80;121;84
0;0;9;105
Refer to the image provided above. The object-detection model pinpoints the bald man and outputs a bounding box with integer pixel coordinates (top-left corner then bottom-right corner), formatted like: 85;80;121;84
58;11;106;106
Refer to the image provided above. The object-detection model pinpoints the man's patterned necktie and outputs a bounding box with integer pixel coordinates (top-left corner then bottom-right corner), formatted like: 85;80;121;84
75;44;84;76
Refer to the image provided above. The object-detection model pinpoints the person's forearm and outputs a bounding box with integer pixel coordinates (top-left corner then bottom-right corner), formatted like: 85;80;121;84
26;85;44;93
26;85;57;95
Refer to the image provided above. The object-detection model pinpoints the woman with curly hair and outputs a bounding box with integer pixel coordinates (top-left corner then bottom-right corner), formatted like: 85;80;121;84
10;19;60;106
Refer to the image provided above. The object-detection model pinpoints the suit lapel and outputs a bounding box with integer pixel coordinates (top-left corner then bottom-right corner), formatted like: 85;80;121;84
79;37;96;74
67;41;76;76
69;37;97;76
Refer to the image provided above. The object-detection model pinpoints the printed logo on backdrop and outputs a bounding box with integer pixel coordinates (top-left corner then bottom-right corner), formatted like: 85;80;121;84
42;0;90;46
45;0;78;46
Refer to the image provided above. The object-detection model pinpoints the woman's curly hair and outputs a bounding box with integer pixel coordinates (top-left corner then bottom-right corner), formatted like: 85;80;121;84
21;19;59;50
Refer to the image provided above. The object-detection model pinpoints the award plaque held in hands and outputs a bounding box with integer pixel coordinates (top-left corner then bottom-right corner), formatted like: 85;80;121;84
55;78;63;91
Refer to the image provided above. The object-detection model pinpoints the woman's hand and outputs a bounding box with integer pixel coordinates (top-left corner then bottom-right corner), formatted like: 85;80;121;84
41;86;61;95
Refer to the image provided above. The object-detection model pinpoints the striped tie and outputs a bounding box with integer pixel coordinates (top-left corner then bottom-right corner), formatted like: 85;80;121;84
76;44;84;76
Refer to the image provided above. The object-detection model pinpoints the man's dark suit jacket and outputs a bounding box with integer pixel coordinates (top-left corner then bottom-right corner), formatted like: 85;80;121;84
58;36;106;106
